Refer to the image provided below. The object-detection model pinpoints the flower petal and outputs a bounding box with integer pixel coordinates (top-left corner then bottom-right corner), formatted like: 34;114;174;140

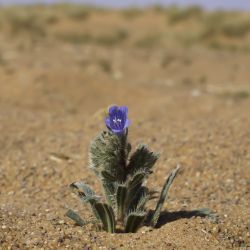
109;105;118;115
125;119;131;128
105;117;111;128
119;106;128;115
105;105;130;134
111;128;124;134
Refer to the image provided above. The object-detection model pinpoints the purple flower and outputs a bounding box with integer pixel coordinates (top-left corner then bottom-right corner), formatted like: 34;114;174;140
105;106;130;134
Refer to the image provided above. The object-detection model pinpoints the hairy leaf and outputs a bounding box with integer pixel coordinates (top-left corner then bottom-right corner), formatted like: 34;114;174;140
101;171;116;182
70;181;100;203
99;171;117;208
127;186;149;212
93;202;116;233
125;170;148;211
116;184;128;220
150;165;180;227
128;170;146;190
125;142;132;159
102;181;116;208
70;181;101;219
127;144;159;175
125;211;146;233
136;192;150;210
65;209;85;226
89;131;127;181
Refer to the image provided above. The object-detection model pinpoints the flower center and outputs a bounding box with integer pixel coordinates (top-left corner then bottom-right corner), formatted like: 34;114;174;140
113;117;122;124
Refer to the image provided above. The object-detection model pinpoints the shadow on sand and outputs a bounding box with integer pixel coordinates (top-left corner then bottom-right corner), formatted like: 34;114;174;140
151;208;213;228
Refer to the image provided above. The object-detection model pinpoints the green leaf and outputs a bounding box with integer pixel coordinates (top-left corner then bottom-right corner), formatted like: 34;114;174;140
125;142;132;160
150;165;180;227
128;170;145;189
127;144;159;175
125;170;148;211
65;209;85;226
70;181;100;203
116;184;128;220
89;131;127;181
102;181;116;208
127;186;149;212
93;202;116;233
99;171;117;207
125;211;146;233
101;171;116;182
136;192;150;210
70;181;101;220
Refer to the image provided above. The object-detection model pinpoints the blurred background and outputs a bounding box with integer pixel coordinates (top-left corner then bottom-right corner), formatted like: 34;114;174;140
0;0;250;129
1;0;250;9
0;0;250;110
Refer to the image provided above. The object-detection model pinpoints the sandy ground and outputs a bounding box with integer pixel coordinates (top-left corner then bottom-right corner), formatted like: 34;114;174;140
0;6;250;249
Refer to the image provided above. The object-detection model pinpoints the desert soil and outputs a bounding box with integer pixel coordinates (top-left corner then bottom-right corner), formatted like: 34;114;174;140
0;6;249;249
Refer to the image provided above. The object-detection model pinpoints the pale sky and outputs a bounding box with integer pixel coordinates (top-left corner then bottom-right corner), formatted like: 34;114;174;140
0;0;250;10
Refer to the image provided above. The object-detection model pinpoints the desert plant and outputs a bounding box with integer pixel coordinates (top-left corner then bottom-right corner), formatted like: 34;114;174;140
8;11;46;37
135;34;162;48
95;29;128;47
121;8;143;19
220;20;250;38
200;11;250;40
98;59;112;73
167;5;203;24
67;6;90;21
67;105;180;233
56;29;128;46
55;32;93;44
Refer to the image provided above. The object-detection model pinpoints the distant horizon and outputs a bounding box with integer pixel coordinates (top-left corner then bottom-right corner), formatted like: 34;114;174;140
0;0;250;10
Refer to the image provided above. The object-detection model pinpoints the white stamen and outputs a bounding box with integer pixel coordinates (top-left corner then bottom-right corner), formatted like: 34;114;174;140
113;117;122;124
